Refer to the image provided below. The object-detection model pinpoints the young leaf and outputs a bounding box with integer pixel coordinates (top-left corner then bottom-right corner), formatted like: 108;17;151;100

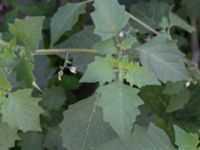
174;125;200;150
80;56;116;84
60;94;117;150
0;69;12;92
51;2;87;44
139;34;190;83
95;123;176;150
169;12;195;33
124;63;160;87
97;82;143;139
91;0;129;40
9;16;45;51
94;38;117;55
0;89;44;132
0;121;20;150
120;36;136;49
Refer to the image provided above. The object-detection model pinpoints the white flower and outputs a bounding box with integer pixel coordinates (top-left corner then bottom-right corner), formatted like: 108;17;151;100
185;81;191;87
119;32;125;38
70;67;77;74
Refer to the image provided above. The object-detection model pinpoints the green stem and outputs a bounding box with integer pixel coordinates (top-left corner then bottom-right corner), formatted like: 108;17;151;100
33;48;100;56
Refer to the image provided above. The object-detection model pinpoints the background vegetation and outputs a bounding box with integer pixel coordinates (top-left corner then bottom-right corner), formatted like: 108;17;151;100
1;0;200;149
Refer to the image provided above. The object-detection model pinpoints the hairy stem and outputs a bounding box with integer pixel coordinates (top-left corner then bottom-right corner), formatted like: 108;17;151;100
125;12;160;35
33;48;99;56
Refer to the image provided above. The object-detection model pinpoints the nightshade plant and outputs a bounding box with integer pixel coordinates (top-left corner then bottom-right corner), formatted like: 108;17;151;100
0;0;200;149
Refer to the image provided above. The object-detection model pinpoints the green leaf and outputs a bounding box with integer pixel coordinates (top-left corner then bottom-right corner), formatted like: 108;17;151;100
0;121;20;150
60;94;117;150
124;63;160;87
174;125;200;150
97;82;143;139
166;90;190;113
41;86;67;110
0;89;44;132
94;38;117;55
130;0;170;33
163;82;186;95
51;2;86;44
9;16;44;51
20;131;43;150
14;59;35;87
163;82;190;113
169;12;194;33
59;75;80;90
95;123;176;150
91;0;129;40
33;55;56;88
44;126;67;150
80;56;116;84
139;34;190;83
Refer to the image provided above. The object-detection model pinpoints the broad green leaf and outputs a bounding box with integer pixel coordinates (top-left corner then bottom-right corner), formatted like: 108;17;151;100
139;34;190;83
94;38;117;55
0;89;44;132
163;82;190;113
57;26;100;72
59;75;80;90
169;12;194;33
80;56;116;84
41;86;67;110
95;123;176;150
44;126;67;150
58;26;100;49
20;0;56;16
51;2;86;44
0;121;20;150
20;131;43;150
14;59;35;87
166;90;190;113
41;110;64;127
124;63;160;87
163;82;187;95
60;94;117;150
130;0;170;33
174;125;200;150
97;82;143;139
9;16;44;51
91;0;129;40
140;85;169;114
33;56;56;88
